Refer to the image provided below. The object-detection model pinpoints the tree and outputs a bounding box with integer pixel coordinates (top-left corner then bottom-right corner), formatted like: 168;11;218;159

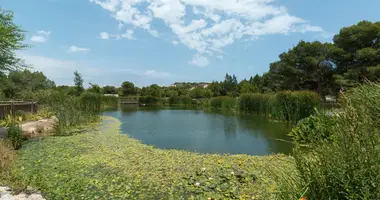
333;21;380;84
267;41;337;97
208;81;222;96
103;85;117;94
121;81;137;96
0;9;28;72
74;71;84;96
189;87;205;99
148;84;161;97
88;83;103;94
239;80;259;94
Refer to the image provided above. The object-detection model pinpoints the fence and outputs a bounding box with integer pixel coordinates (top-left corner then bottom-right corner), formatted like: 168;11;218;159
0;101;38;120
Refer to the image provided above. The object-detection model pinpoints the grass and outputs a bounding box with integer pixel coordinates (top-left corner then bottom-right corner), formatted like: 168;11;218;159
8;116;294;199
277;83;380;200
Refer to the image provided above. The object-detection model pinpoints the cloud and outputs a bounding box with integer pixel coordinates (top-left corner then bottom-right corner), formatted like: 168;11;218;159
99;32;110;39
188;54;209;67
216;55;223;60
120;30;135;40
90;0;324;66
30;30;51;43
172;40;179;45
67;45;90;53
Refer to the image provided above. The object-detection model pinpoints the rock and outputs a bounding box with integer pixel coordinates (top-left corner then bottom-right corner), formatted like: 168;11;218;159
27;194;44;200
13;193;26;200
21;119;56;138
0;187;45;200
0;193;14;200
0;186;11;193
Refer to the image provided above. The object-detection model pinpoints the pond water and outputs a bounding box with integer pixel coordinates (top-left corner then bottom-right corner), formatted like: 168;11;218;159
103;106;294;155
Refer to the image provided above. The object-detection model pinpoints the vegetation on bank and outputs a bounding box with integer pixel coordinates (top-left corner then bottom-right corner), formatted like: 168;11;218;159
139;90;321;122
277;83;380;200
8;116;294;199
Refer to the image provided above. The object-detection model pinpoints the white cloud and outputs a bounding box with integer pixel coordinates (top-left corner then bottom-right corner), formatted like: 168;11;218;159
99;32;110;39
172;40;179;45
216;55;223;60
143;70;172;79
188;54;209;67
120;30;135;40
30;30;51;43
90;0;324;66
67;45;90;53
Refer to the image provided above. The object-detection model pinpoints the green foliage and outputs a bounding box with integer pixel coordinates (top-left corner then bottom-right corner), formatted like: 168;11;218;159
0;9;28;72
210;96;237;110
73;71;84;96
278;83;380;200
6;124;23;150
272;91;320;121
43;91;102;135
239;93;272;115
121;81;137;96
139;96;161;105
102;85;118;94
168;96;195;106
289;110;337;144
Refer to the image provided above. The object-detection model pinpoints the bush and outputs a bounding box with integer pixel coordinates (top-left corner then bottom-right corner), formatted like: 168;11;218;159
6;124;23;150
44;91;101;135
168;96;196;106
139;96;161;105
272;91;320;122
238;93;271;115
210;96;237;110
278;83;380;200
0;139;15;173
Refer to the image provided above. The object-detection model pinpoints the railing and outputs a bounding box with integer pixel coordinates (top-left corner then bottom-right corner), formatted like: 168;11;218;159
0;101;38;120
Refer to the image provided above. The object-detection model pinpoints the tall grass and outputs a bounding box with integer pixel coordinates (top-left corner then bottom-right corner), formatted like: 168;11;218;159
209;96;237;110
139;96;161;105
238;91;320;122
42;91;116;135
277;83;380;200
168;96;196;106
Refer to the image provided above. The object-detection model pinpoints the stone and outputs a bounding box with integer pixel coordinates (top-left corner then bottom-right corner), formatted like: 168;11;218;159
13;193;26;200
0;193;14;200
27;194;45;200
0;186;11;193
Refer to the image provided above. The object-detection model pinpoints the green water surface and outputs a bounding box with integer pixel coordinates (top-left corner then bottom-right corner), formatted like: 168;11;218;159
103;106;293;155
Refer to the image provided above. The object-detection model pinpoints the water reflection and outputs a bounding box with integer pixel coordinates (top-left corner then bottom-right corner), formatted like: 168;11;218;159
103;106;293;155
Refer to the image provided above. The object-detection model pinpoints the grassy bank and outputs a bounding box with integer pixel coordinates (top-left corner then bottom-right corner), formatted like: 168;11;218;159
7;116;294;199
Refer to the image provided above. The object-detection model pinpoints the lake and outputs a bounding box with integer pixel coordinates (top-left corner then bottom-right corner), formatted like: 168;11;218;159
103;106;293;155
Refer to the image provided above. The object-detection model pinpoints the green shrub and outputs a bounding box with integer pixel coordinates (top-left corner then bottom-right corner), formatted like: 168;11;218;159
238;93;271;115
6;124;23;150
273;91;320;122
139;96;161;105
278;83;380;200
289;110;337;144
210;96;237;110
101;96;118;108
168;96;196;106
43;91;101;135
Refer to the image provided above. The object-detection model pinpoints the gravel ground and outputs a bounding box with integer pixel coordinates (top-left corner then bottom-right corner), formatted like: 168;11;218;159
0;187;45;200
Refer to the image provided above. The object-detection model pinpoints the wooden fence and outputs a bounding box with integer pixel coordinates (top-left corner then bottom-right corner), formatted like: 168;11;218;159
0;101;38;120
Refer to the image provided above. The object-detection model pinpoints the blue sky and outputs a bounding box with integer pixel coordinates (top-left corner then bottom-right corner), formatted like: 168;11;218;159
2;0;380;87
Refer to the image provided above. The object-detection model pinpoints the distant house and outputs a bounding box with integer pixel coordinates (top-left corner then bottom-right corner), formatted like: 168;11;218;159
104;94;119;97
